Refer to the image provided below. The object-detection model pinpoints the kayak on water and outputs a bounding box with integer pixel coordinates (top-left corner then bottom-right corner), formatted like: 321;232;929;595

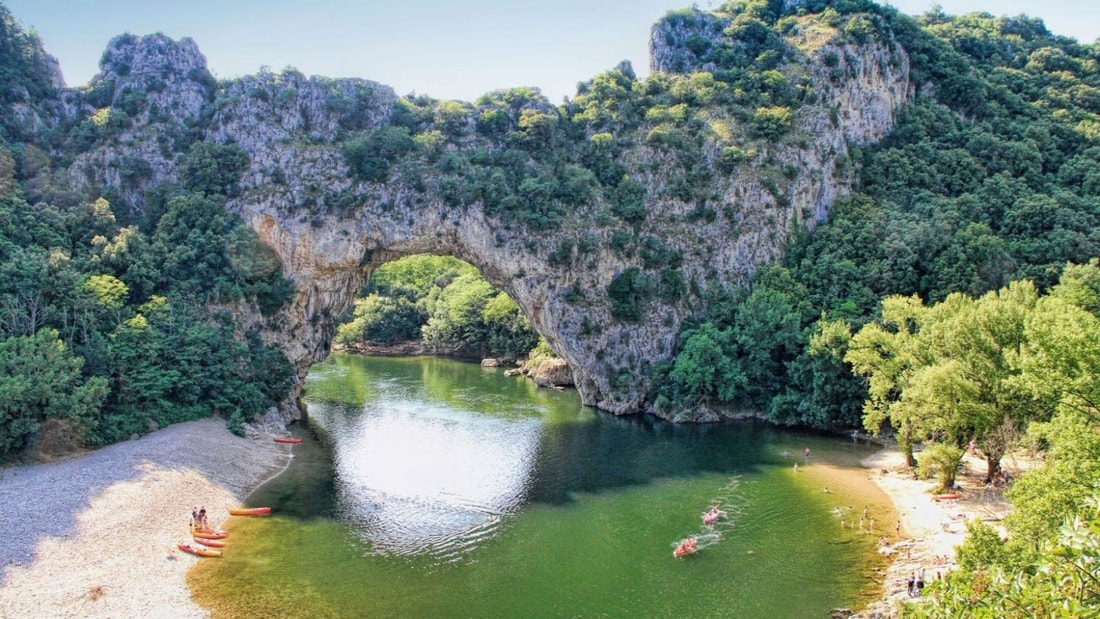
229;506;272;516
273;437;302;444
674;537;698;558
703;506;724;525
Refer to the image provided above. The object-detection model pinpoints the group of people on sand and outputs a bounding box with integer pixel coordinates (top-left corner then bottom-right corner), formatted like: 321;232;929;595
189;506;209;530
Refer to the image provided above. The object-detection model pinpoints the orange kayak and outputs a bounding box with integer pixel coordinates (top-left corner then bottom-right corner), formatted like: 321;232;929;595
274;436;302;444
192;528;228;539
178;542;221;558
229;507;272;516
193;536;227;548
933;493;961;501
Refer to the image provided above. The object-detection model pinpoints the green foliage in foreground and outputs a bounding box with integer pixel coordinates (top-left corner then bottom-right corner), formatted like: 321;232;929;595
908;445;1100;618
336;255;538;360
842;264;1100;616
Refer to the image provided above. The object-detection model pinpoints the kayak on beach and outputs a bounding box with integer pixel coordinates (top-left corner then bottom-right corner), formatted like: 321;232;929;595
193;537;227;548
229;506;272;516
273;436;302;444
178;542;222;558
933;493;961;501
192;528;228;539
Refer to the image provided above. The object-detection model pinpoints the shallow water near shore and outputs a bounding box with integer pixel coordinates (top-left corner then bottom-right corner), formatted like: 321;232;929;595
190;354;892;617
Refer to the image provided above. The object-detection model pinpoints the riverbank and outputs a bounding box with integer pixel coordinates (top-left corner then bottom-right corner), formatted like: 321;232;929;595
0;419;291;618
851;449;1016;618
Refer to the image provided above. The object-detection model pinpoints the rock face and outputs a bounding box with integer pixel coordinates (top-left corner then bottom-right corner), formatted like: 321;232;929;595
530;359;575;389
55;8;911;423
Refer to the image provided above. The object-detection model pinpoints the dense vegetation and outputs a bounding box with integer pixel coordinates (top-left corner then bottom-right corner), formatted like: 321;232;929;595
336;255;538;360
647;2;1100;431
852;263;1100;617
0;4;293;459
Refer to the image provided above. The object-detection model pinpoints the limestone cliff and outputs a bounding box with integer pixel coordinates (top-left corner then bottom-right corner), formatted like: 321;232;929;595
48;6;911;423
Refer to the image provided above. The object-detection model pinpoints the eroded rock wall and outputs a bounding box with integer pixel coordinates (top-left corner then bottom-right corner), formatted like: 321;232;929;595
59;9;911;423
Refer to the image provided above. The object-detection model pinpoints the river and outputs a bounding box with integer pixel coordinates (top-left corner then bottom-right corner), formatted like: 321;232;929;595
191;353;891;618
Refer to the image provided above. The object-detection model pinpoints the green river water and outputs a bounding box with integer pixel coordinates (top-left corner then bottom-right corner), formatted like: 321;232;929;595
191;354;891;618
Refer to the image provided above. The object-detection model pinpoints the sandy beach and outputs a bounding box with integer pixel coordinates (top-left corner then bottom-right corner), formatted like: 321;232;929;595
850;449;1015;618
0;418;1016;618
0;420;291;618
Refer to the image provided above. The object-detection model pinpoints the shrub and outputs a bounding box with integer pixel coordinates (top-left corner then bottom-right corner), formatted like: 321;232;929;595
752;106;793;139
608;268;651;321
342;126;415;182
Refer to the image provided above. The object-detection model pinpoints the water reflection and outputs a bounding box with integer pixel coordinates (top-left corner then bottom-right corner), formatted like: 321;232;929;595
330;402;541;559
306;357;545;560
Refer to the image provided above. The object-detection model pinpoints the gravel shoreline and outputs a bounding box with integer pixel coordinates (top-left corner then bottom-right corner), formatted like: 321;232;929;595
0;419;290;618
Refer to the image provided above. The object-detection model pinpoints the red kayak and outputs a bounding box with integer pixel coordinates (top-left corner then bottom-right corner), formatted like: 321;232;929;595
229;506;272;516
703;509;723;525
273;437;302;444
193;536;227;548
933;493;961;501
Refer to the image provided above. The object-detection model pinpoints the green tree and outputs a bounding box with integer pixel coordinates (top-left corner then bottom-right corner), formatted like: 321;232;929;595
180;141;250;197
846;294;931;466
666;322;746;406
0;329;108;459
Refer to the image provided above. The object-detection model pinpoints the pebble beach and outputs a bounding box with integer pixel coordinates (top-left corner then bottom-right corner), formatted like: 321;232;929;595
0;420;290;618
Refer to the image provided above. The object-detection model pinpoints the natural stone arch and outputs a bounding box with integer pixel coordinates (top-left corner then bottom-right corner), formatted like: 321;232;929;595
64;14;911;423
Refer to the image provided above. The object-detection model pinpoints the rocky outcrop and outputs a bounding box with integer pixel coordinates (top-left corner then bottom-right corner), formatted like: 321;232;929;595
530;359;575;389
53;7;911;423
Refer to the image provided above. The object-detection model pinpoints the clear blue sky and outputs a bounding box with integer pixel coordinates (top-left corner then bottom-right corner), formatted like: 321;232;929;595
5;0;1097;102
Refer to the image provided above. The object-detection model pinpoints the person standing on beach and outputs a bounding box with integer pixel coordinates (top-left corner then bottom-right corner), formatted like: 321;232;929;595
907;573;915;597
190;506;198;529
